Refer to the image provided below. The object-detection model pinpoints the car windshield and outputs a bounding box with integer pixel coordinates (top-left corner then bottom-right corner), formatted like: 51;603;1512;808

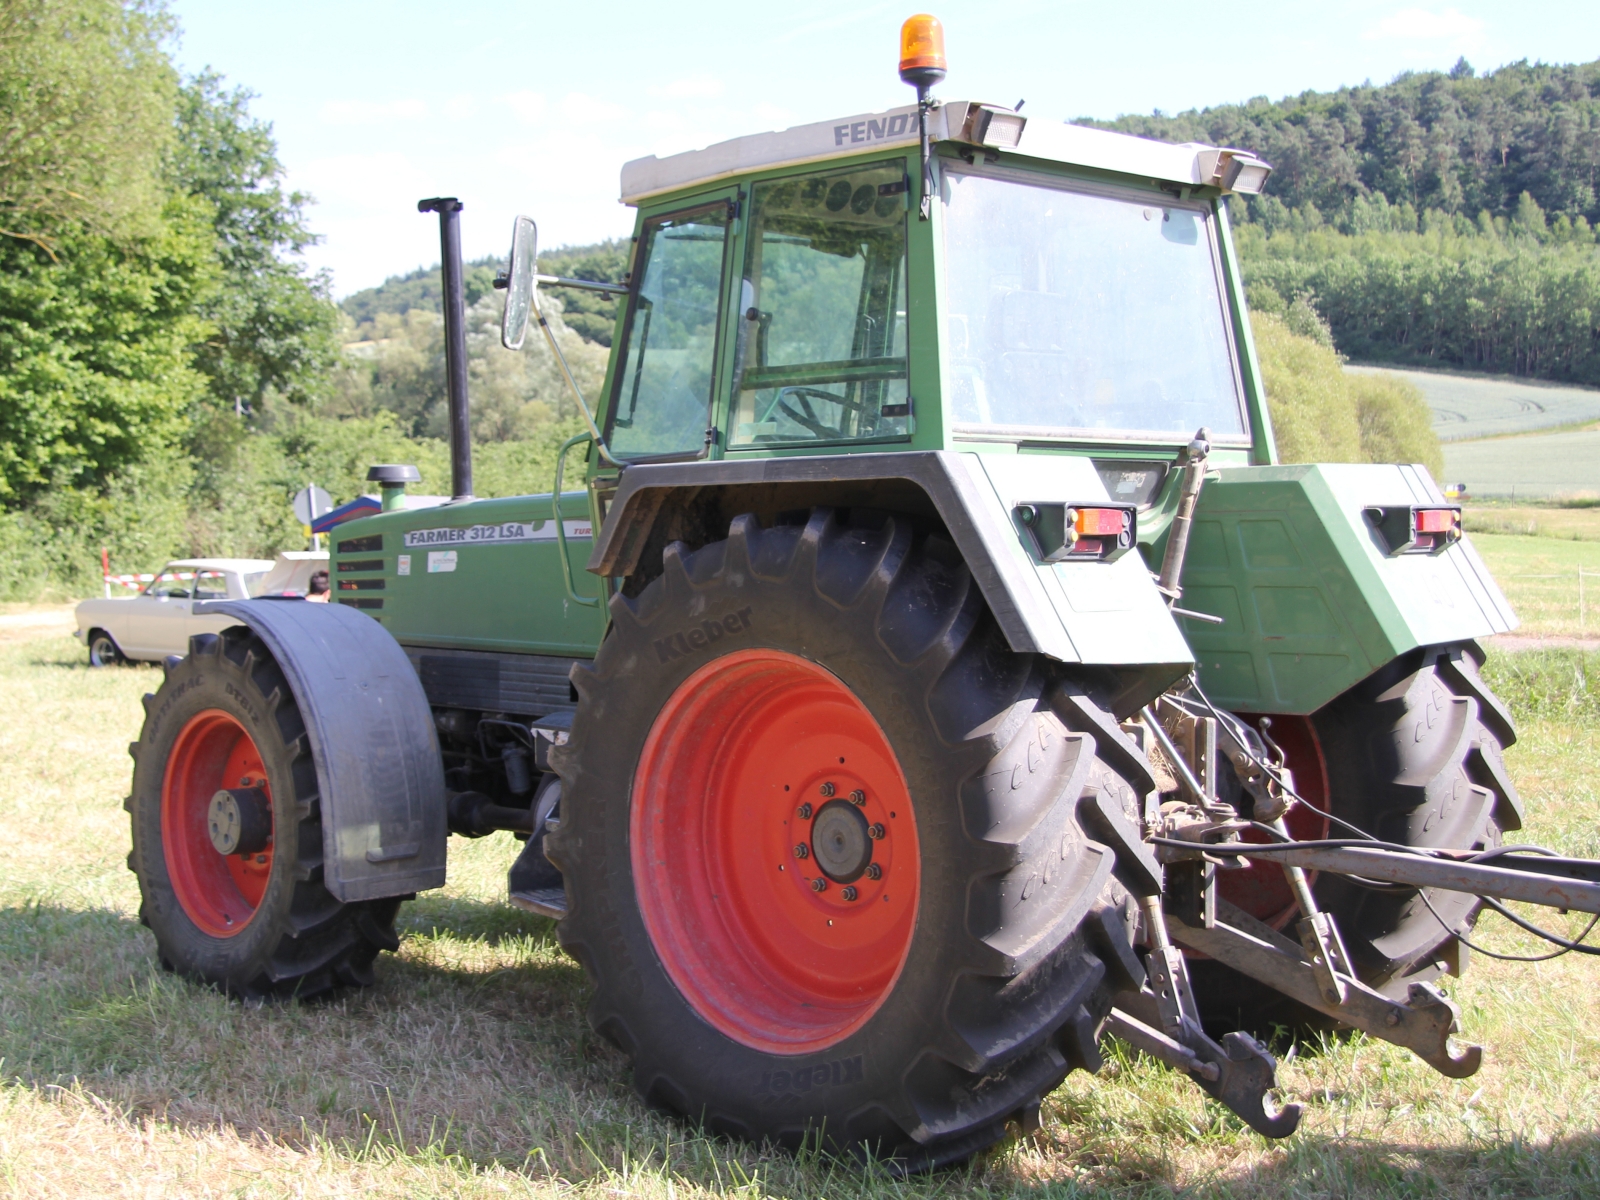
242;570;269;597
941;168;1246;441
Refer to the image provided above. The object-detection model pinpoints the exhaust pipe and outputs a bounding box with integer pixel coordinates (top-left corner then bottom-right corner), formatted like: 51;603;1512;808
418;197;472;500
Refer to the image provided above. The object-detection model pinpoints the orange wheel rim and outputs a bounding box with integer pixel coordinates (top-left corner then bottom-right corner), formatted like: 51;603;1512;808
161;709;275;937
631;650;920;1054
1218;714;1330;929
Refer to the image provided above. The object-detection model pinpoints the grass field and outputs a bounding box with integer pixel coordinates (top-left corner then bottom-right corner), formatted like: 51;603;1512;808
1346;365;1600;443
1;626;1598;1197
1464;503;1600;543
1470;531;1600;638
1441;428;1600;501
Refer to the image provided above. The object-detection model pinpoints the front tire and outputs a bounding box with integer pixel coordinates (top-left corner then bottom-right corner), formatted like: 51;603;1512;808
548;510;1145;1168
128;627;402;998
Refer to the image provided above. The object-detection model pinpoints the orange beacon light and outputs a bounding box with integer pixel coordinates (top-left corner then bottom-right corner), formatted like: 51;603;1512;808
899;14;947;87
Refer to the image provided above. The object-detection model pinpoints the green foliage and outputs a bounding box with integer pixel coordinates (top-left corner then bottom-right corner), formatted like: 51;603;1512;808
1104;57;1600;390
0;197;214;502
0;0;177;246
1238;222;1600;385
170;72;340;414
339;256;501;326
334;294;608;443
339;240;629;346
1101;58;1600;226
1251;310;1443;474
538;240;628;345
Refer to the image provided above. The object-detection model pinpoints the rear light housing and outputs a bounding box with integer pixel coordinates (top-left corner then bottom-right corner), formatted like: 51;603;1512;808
1014;502;1136;562
1364;504;1463;555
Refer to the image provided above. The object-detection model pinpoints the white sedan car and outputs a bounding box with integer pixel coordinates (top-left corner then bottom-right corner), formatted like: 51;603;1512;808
75;553;327;666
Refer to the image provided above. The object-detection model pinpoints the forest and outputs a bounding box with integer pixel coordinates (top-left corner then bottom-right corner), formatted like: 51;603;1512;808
0;0;1578;597
1101;57;1600;383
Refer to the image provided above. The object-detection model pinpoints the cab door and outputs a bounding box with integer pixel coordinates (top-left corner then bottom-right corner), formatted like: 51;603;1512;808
603;197;736;462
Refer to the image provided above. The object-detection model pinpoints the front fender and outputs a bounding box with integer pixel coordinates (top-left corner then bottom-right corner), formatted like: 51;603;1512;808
200;599;447;902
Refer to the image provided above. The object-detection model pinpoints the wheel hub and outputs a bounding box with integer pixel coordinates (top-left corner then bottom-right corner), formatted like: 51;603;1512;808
207;788;271;856
809;799;871;882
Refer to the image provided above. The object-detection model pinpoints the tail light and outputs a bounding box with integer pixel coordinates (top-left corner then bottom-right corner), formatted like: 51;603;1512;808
1364;505;1462;555
1015;503;1136;562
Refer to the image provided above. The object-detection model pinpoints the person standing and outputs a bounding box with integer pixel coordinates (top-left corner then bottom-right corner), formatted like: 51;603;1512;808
306;570;331;602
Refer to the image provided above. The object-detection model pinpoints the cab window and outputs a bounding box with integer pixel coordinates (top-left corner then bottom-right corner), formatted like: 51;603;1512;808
607;204;730;460
730;161;909;447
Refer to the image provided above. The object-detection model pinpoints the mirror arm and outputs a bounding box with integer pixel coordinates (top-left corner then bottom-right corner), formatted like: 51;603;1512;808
534;307;623;468
536;274;629;296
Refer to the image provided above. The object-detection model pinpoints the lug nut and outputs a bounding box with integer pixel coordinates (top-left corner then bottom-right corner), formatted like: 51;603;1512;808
866;863;882;880
794;843;809;859
811;877;827;892
819;782;835;798
797;803;813;819
868;823;885;840
842;886;858;901
849;789;865;805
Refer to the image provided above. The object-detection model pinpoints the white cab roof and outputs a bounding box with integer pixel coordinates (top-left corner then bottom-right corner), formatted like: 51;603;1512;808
620;100;1221;206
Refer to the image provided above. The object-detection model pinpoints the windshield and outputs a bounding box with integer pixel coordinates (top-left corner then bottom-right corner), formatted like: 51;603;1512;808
941;169;1245;440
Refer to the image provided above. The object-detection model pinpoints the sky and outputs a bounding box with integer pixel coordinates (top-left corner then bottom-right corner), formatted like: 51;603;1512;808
167;1;1599;298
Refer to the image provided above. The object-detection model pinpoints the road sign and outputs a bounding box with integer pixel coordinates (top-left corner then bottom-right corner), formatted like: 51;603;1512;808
293;485;333;526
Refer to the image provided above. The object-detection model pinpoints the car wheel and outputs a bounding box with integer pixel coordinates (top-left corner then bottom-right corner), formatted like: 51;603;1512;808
88;630;125;667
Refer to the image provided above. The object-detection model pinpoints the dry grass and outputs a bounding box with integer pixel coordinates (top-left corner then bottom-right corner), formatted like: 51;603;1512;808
1465;504;1600;543
1;629;1598;1197
1470;533;1600;638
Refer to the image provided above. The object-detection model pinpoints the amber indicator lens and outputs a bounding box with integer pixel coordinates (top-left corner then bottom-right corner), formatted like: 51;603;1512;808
1072;507;1133;538
899;13;946;76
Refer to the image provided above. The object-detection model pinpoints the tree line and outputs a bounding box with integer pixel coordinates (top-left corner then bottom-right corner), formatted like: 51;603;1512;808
1100;57;1600;227
1098;57;1600;385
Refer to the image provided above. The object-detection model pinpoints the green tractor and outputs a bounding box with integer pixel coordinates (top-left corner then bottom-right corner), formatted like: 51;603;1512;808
131;15;1574;1168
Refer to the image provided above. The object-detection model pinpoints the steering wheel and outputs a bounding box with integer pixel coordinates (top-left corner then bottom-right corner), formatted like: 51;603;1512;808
774;386;863;440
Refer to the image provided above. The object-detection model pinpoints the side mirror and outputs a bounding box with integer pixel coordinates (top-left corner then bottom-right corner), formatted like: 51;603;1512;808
500;215;539;350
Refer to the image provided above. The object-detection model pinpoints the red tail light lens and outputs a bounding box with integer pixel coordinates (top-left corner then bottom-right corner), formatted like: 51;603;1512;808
1365;504;1463;555
1415;508;1460;534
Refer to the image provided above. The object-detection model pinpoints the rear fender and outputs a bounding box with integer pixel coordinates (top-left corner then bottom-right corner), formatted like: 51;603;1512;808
201;599;447;901
1174;463;1517;714
589;451;1194;715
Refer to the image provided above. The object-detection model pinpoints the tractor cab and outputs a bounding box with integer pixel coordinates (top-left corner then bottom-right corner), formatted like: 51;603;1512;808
502;88;1273;529
591;103;1272;477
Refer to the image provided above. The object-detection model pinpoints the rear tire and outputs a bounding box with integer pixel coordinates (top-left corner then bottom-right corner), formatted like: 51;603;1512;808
548;509;1146;1169
1194;643;1517;1032
129;627;402;999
